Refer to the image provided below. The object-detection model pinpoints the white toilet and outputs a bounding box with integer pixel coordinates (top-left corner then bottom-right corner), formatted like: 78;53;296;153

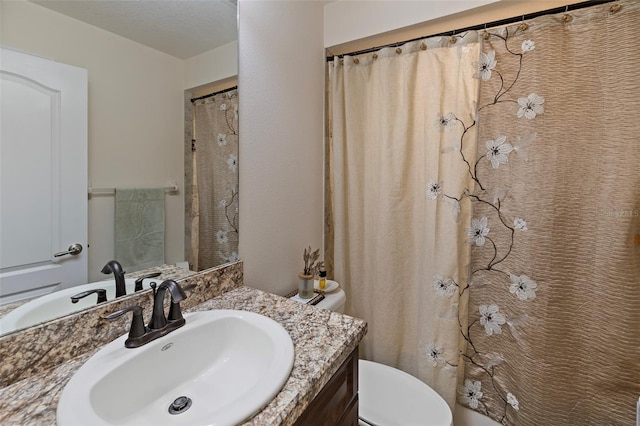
313;284;453;426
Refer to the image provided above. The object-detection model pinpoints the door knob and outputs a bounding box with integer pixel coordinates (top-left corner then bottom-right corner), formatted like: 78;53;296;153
54;243;83;257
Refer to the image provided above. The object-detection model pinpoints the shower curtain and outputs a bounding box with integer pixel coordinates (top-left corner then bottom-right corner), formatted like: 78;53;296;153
327;33;480;407
191;90;239;271
328;1;640;425
461;2;640;424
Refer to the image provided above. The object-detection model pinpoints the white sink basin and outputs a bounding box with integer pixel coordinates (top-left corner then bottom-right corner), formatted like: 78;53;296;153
57;310;295;426
1;278;158;334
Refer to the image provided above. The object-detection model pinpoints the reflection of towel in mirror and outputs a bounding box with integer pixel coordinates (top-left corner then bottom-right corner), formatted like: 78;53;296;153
115;188;165;272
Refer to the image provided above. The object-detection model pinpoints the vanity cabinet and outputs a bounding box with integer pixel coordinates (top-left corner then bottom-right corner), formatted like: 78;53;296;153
294;347;359;426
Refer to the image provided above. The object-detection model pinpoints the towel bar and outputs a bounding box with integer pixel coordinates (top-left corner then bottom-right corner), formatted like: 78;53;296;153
88;184;179;198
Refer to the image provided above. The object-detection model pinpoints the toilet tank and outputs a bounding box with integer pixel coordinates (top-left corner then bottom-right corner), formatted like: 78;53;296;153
316;288;346;313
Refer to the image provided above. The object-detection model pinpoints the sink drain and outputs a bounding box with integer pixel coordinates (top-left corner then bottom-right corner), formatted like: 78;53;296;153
168;396;192;415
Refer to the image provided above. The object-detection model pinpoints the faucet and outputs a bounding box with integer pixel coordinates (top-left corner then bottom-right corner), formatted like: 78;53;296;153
104;280;187;349
149;280;186;330
70;289;107;304
101;260;126;297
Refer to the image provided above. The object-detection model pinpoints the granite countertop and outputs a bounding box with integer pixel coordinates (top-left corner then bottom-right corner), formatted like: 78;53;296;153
0;286;367;425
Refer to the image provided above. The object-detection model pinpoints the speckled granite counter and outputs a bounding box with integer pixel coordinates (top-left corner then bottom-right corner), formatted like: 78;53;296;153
0;286;367;425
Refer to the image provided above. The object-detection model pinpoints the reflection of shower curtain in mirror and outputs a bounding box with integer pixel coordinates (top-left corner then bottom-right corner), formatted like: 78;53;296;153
191;89;239;271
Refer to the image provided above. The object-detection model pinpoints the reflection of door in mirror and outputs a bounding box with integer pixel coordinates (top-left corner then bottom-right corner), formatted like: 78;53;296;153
187;87;239;271
0;48;88;304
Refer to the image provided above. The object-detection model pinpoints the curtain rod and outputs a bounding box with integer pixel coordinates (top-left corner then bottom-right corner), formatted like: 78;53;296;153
190;85;238;103
326;0;614;61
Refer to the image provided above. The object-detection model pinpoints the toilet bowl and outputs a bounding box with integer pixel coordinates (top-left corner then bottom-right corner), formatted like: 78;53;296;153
313;284;453;426
358;360;452;426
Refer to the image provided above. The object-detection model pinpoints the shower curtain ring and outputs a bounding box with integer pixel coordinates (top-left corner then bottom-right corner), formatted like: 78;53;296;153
563;5;573;23
518;15;528;31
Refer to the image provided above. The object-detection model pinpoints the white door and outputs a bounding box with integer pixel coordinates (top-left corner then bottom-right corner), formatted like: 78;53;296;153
0;48;88;304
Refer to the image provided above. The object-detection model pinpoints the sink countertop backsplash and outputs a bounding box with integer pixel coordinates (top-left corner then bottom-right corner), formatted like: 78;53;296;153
0;264;198;320
0;263;367;426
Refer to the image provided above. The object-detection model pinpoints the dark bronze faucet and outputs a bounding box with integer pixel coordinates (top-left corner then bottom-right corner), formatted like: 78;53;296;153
101;260;126;297
70;289;107;304
104;280;187;349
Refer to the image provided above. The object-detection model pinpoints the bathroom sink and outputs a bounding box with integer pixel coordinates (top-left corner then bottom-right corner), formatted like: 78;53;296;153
1;278;155;334
57;310;295;426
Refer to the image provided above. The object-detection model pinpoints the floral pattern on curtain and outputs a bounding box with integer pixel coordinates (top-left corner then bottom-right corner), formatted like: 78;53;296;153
191;90;239;271
327;33;480;408
429;2;640;424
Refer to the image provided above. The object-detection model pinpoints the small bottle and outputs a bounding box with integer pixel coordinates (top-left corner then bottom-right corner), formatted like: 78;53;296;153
318;267;327;291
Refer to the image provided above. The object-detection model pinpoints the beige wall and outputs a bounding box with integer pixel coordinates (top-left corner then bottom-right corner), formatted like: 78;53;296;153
324;0;500;48
1;0;185;281
238;0;325;295
184;40;238;90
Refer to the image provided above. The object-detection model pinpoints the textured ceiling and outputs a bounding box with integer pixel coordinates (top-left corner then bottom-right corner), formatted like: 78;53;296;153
30;0;238;60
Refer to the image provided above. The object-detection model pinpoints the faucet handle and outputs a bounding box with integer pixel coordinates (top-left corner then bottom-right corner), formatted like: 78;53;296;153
167;300;184;322
134;272;162;292
104;306;147;342
166;281;187;322
71;289;107;304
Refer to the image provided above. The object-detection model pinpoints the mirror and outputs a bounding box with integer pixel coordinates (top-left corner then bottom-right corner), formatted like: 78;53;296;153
0;0;238;335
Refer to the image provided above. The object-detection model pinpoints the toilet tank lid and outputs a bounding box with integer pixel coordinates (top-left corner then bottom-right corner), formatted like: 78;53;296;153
358;360;452;426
